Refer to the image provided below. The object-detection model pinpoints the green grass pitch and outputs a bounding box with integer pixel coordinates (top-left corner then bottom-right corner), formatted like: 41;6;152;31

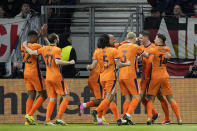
0;124;197;131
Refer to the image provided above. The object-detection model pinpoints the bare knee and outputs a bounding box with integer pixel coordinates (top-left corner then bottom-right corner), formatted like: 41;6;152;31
28;90;36;100
166;95;175;104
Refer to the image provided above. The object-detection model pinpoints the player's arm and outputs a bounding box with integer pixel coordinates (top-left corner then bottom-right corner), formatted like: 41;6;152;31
144;54;154;79
140;51;149;58
86;60;97;70
55;59;75;65
40;24;51;45
164;52;171;59
22;41;38;55
115;58;130;68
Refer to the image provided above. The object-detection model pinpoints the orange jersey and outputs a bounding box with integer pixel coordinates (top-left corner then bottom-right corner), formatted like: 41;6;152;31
114;40;129;49
89;48;102;82
118;43;144;79
37;45;62;81
146;45;170;78
21;43;42;78
93;47;119;81
141;43;155;77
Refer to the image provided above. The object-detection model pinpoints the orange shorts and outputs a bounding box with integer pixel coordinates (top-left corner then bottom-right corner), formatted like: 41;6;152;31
88;78;103;99
119;78;140;96
24;76;45;92
147;78;172;96
46;80;69;98
100;80;116;95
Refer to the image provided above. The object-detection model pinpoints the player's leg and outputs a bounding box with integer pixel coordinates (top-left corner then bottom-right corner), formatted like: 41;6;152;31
146;95;156;125
156;90;170;124
123;79;140;125
161;78;182;125
28;77;47;116
54;81;70;125
45;81;56;126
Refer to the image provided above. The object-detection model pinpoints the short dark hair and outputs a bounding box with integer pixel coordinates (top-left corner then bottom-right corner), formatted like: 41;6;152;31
151;8;160;14
48;33;58;43
157;33;166;43
97;34;110;48
28;30;38;37
141;31;151;40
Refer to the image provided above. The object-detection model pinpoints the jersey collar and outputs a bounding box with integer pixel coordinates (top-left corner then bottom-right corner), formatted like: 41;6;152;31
145;42;152;48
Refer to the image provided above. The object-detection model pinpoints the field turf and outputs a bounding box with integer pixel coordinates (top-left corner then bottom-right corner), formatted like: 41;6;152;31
0;124;197;131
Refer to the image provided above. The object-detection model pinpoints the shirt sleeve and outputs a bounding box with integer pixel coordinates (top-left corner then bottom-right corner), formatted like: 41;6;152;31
34;44;42;50
37;47;44;55
137;46;144;55
55;48;61;59
92;49;98;61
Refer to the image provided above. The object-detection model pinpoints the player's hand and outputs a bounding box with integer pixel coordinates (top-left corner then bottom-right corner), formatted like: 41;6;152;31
23;41;28;47
69;60;75;65
86;65;91;70
126;59;131;66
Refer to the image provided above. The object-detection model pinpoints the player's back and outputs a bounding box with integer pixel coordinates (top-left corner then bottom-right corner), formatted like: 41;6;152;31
21;43;42;78
118;43;143;79
38;45;62;82
150;46;170;78
96;47;118;81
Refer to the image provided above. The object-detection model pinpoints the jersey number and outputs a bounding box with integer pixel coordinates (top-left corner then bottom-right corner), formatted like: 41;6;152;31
159;54;167;66
21;50;32;63
45;54;53;67
121;50;127;63
103;55;109;68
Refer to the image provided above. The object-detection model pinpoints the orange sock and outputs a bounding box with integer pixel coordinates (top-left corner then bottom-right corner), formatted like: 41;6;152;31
103;105;109;116
110;102;120;120
95;98;110;112
160;98;170;120
171;101;181;120
57;98;69;119
142;98;157;116
123;100;130;115
26;99;34;114
98;111;103;118
86;101;94;108
126;98;139;115
147;101;153;119
46;101;56;122
28;97;45;116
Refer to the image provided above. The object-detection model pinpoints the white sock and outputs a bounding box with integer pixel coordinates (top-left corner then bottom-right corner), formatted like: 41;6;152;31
97;117;103;123
83;103;87;108
126;113;131;117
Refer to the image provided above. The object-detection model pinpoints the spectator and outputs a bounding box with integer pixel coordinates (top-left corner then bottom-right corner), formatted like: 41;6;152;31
1;0;23;17
0;6;6;18
184;62;197;78
192;3;197;18
173;5;186;18
59;32;78;78
151;8;160;17
29;0;44;13
15;2;30;18
175;0;196;16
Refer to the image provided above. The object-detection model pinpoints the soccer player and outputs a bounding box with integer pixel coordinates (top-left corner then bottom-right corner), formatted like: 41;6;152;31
87;34;130;125
21;30;47;125
140;31;170;124
118;32;149;125
145;34;182;125
23;25;75;125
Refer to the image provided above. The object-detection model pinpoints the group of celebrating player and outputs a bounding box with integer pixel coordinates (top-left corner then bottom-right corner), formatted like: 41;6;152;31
21;24;182;126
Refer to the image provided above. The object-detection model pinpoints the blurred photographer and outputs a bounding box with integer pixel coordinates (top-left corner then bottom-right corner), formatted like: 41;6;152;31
184;61;197;78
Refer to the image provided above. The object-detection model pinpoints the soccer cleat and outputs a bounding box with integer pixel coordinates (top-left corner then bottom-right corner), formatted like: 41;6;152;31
24;121;30;125
102;116;109;125
97;121;106;125
25;114;37;125
178;120;182;125
117;119;122;126
91;110;98;124
152;113;160;123
123;115;135;125
79;103;85;116
45;122;56;126
147;119;153;125
55;119;68;126
161;120;170;125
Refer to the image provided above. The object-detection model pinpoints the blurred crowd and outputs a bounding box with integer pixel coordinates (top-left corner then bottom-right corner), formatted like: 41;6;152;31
148;0;197;18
